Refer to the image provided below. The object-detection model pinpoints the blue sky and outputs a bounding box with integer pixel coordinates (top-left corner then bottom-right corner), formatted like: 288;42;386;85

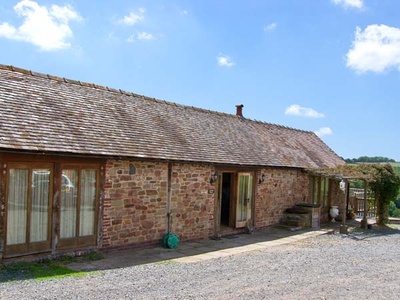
1;0;400;161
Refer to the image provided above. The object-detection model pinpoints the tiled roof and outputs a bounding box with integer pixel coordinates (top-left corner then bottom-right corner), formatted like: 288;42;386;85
0;64;345;168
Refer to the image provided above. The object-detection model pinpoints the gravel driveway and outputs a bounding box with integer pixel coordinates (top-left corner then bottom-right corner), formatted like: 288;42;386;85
1;227;400;299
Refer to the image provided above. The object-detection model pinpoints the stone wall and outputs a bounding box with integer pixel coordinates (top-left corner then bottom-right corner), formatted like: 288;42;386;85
170;164;215;240
102;160;215;249
103;160;168;248
103;161;329;248
255;168;309;228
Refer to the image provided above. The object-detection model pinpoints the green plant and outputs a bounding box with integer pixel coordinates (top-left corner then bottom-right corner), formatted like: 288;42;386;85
0;261;83;282
389;201;400;218
0;251;103;283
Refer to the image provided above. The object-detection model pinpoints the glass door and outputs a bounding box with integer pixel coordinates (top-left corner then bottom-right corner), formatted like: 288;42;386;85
59;166;98;248
236;173;253;228
6;164;53;255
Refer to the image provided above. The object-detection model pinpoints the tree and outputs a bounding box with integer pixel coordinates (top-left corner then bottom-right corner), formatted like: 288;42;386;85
344;156;396;164
389;201;400;218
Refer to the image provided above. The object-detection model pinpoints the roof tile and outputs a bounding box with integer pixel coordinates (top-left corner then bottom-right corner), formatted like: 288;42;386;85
0;64;345;168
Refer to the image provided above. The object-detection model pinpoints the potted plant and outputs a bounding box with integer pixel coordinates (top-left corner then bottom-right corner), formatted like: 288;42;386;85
347;208;356;220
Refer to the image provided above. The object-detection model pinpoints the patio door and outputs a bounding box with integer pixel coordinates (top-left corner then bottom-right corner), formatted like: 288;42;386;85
58;166;99;249
5;164;53;255
236;173;253;228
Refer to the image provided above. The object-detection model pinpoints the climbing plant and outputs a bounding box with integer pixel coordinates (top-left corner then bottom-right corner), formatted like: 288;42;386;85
368;164;400;224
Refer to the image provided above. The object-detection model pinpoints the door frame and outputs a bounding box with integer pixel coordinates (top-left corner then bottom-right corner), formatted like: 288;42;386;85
214;169;256;233
0;153;105;258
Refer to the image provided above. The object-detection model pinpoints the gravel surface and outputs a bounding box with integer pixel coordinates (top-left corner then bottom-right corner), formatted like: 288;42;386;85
1;227;400;299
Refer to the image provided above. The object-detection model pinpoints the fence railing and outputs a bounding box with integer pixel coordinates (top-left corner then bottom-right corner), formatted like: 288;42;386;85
354;198;376;217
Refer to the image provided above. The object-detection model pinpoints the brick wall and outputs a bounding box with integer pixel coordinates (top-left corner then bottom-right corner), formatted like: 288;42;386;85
255;168;309;228
103;160;215;249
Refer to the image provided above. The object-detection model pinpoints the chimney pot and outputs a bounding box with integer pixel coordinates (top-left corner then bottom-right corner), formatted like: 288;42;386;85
235;104;244;117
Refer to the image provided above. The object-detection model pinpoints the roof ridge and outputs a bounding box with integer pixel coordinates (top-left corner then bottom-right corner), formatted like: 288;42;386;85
248;117;314;134
0;64;240;119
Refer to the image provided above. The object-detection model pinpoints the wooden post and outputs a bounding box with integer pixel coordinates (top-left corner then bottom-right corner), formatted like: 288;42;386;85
361;179;368;229
340;179;348;234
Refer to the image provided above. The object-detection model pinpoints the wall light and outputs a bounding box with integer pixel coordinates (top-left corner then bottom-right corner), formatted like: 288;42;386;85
258;173;266;184
210;171;218;184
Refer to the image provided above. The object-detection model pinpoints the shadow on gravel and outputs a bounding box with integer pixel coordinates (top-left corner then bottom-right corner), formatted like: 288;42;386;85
3;219;398;279
0;226;310;280
343;223;400;241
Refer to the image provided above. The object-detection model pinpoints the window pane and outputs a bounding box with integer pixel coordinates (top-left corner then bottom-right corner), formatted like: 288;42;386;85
7;169;28;245
60;170;78;238
79;170;96;236
320;178;325;207
237;175;252;222
30;170;51;242
323;179;329;207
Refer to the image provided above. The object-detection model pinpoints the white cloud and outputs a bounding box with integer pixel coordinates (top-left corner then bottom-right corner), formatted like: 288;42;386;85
0;0;82;51
126;35;135;43
346;24;400;73
137;32;154;40
332;0;364;9
120;8;145;26
315;127;333;137
285;104;324;118
217;55;235;67
126;32;155;43
264;22;277;32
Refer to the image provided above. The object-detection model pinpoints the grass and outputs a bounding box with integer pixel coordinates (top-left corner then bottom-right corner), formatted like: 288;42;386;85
0;251;103;283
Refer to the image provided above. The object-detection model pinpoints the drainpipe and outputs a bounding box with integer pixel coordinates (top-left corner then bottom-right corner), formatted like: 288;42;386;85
166;162;172;233
161;162;180;248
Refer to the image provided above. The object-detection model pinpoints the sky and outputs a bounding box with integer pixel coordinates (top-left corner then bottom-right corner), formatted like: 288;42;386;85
0;0;400;161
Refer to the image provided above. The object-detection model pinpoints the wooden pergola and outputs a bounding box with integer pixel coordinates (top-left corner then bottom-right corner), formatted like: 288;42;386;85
308;165;375;232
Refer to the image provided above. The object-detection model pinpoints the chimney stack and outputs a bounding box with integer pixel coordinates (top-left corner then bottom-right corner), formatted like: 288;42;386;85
235;104;244;117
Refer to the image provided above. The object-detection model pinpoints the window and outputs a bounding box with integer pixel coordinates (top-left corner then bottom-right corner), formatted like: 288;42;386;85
321;178;329;207
310;176;329;207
